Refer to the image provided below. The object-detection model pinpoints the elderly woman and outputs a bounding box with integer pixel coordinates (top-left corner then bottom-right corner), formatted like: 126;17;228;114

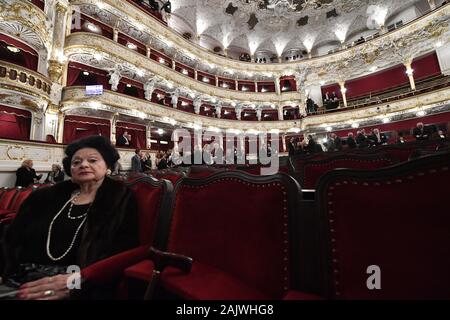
15;160;42;188
44;164;65;184
2;136;138;299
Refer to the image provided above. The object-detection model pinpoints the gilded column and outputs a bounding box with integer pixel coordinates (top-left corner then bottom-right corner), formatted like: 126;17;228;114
275;75;281;95
339;81;348;108
110;113;118;145
56;111;65;143
146;123;152;150
404;61;416;91
278;105;284;121
48;2;69;84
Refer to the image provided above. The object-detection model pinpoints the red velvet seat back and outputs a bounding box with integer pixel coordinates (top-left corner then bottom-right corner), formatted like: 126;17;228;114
166;172;300;299
316;152;450;299
10;188;33;211
302;156;393;189
187;166;224;179
0;188;19;210
126;177;172;245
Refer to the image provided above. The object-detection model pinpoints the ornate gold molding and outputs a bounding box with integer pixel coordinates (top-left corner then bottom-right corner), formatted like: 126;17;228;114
61;86;450;133
0;0;51;51
64;33;301;103
72;0;450;75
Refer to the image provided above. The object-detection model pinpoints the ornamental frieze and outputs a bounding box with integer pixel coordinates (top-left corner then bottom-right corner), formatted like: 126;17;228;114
61;86;450;134
0;0;51;51
64;33;300;103
71;0;450;79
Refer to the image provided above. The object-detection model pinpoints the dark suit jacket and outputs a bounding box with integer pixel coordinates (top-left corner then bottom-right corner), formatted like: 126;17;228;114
347;137;357;149
116;135;130;147
15;167;40;188
45;170;65;183
413;127;431;140
3;177;138;298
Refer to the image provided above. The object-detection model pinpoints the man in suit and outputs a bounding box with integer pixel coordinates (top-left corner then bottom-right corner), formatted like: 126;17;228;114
369;128;387;146
331;133;342;151
117;131;130;147
413;122;430;140
131;149;143;173
347;132;357;149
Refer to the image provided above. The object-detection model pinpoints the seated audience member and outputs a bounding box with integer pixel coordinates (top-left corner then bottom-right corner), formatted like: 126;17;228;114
306;97;316;114
141;152;152;171
347;132;357;149
45;164;65;184
436;130;448;151
15;160;42;188
356;129;369;148
156;152;168;169
397;132;406;144
116;131;130;147
306;135;323;154
413;122;430;140
131;149;143;173
331;133;342;152
288;137;296;156
2;136;138;299
369;128;387;146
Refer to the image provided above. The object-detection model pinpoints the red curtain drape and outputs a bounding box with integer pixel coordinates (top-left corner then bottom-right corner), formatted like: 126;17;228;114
67;65;82;87
67;62;110;88
116;122;146;149
412;52;441;81
63;115;111;144
0;105;31;140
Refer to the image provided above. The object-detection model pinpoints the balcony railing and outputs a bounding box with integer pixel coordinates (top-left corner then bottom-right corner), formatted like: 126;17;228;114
0;60;51;97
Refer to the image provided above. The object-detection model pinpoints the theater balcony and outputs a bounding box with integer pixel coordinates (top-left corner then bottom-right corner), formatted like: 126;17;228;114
63;32;300;104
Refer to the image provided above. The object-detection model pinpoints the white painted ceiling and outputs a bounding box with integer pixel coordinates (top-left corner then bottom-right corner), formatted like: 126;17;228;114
168;0;426;57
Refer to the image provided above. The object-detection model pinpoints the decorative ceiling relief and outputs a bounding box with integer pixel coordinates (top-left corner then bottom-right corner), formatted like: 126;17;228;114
168;0;417;57
0;0;50;51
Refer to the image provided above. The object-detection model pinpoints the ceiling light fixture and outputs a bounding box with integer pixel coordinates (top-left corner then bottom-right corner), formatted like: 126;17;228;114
6;46;20;53
87;23;98;32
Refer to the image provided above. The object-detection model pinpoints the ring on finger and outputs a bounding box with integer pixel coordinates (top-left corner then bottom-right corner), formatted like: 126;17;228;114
44;290;55;297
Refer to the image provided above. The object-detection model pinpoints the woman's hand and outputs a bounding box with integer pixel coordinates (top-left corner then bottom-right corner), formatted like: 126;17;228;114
17;274;71;300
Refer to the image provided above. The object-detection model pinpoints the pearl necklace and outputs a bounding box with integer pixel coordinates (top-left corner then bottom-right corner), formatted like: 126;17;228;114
46;192;92;261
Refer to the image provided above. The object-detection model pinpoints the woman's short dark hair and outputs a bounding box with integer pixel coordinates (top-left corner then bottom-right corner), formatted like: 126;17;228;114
63;136;120;177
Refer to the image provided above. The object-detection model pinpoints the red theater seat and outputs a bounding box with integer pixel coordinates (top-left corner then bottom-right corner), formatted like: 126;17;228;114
149;169;187;185
128;171;318;300
300;154;393;189
187;166;224;179
80;177;173;292
315;151;450;299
